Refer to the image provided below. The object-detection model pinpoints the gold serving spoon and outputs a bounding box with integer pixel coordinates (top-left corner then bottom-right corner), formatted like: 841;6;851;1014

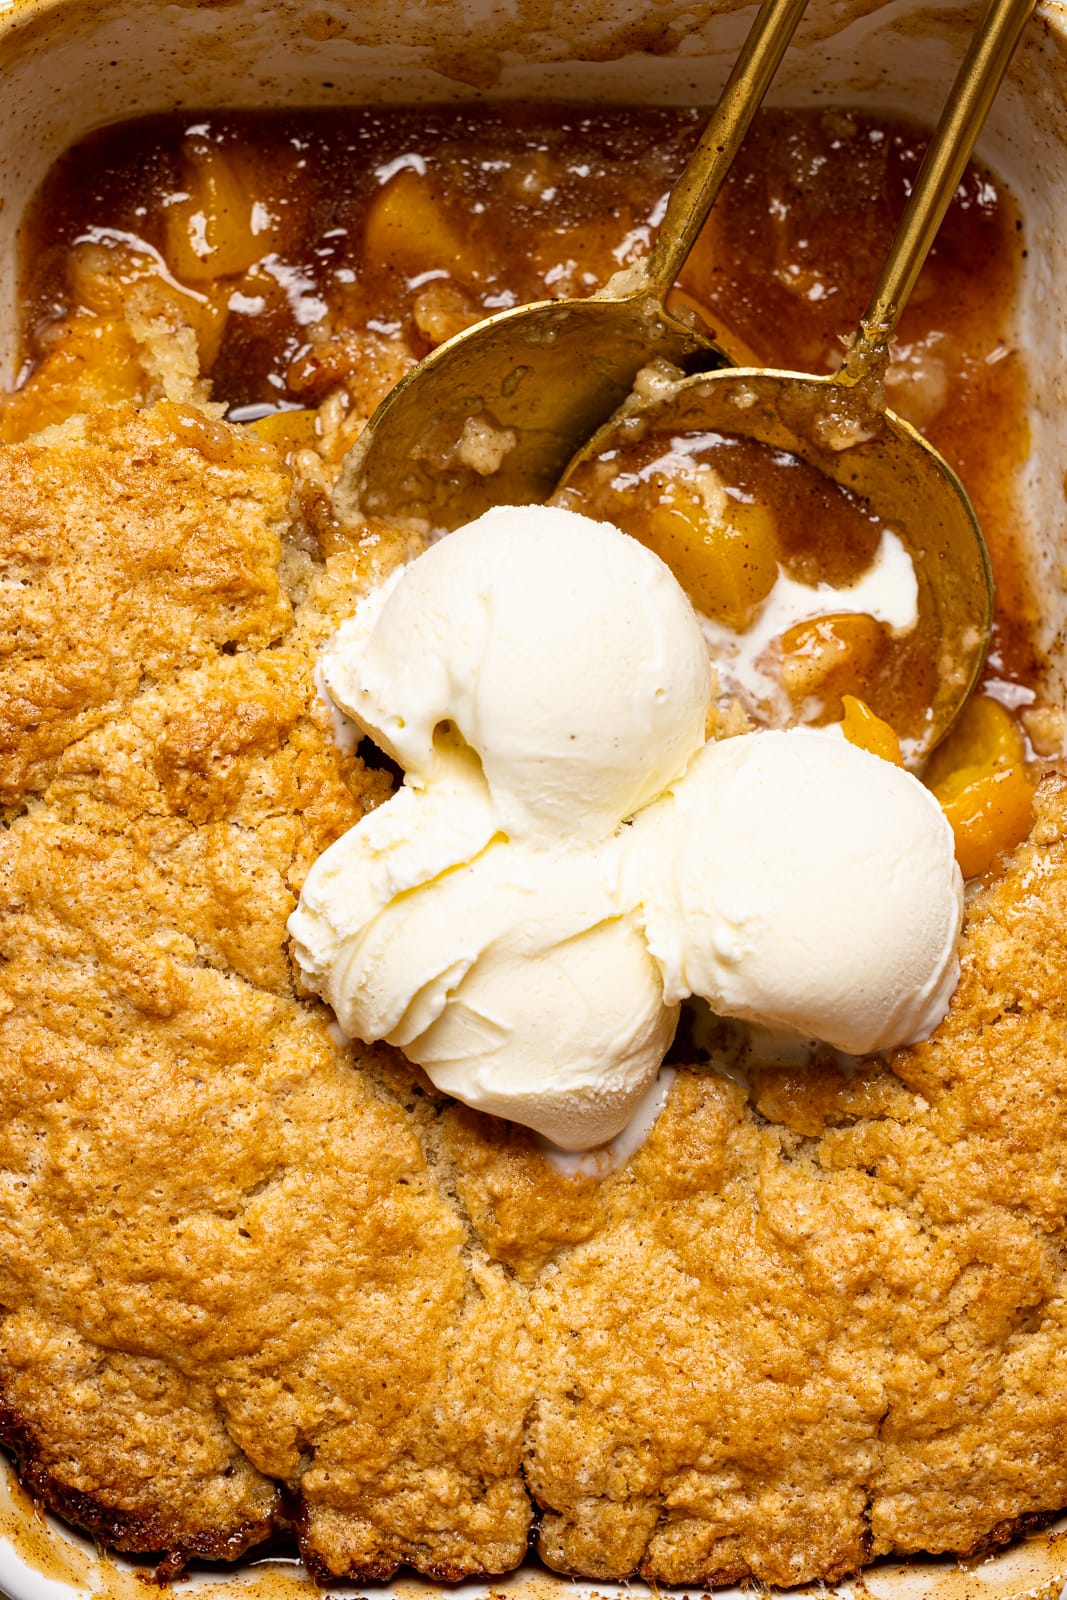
332;0;811;530
555;0;1034;758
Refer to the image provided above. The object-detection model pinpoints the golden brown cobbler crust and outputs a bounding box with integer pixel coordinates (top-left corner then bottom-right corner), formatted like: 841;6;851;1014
1;400;1066;1589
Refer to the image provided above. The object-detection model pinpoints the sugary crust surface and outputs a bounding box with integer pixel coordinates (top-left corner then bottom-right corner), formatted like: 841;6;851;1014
519;783;1067;1586
2;400;1067;1587
0;404;293;813
0;404;532;1581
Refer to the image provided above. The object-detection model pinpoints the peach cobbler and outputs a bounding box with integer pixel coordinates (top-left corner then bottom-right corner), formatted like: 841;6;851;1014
1;104;1065;1591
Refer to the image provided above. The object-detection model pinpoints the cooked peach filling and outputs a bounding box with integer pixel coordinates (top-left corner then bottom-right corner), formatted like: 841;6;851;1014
839;696;904;767
571;440;1037;876
3;107;1046;878
925;695;1036;877
635;472;780;628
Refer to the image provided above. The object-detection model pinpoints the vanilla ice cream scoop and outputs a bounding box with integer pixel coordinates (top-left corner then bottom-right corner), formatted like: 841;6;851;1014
320;503;712;843
330;836;677;1149
293;504;965;1154
629;728;964;1055
288;737;497;1028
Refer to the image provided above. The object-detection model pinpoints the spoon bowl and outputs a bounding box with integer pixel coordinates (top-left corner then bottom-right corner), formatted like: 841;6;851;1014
555;363;994;761
332;291;719;531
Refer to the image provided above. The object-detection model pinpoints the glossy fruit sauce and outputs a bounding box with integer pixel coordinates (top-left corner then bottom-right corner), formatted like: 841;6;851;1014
2;105;1044;873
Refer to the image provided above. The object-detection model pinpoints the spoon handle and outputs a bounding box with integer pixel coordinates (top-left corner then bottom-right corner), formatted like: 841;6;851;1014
643;0;810;295
854;0;1035;361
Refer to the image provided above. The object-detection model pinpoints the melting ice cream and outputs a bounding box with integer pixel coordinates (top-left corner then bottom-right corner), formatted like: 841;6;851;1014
289;504;963;1150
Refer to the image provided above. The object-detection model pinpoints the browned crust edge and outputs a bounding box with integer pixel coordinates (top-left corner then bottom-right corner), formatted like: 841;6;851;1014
0;1401;284;1582
4;1388;1067;1586
961;1507;1064;1562
291;1500;401;1588
627;1508;1067;1593
291;1496;509;1586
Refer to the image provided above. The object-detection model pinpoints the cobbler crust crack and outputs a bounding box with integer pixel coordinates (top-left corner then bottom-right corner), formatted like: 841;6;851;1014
1;401;1066;1590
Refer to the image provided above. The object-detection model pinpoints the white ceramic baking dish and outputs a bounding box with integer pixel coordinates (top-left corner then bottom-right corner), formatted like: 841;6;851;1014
1;0;1066;1596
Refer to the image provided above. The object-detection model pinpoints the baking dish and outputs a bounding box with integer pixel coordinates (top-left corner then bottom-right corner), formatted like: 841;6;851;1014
1;0;1067;1595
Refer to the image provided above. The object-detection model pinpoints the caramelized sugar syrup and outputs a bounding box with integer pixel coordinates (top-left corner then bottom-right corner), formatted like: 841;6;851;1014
11;105;1038;748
